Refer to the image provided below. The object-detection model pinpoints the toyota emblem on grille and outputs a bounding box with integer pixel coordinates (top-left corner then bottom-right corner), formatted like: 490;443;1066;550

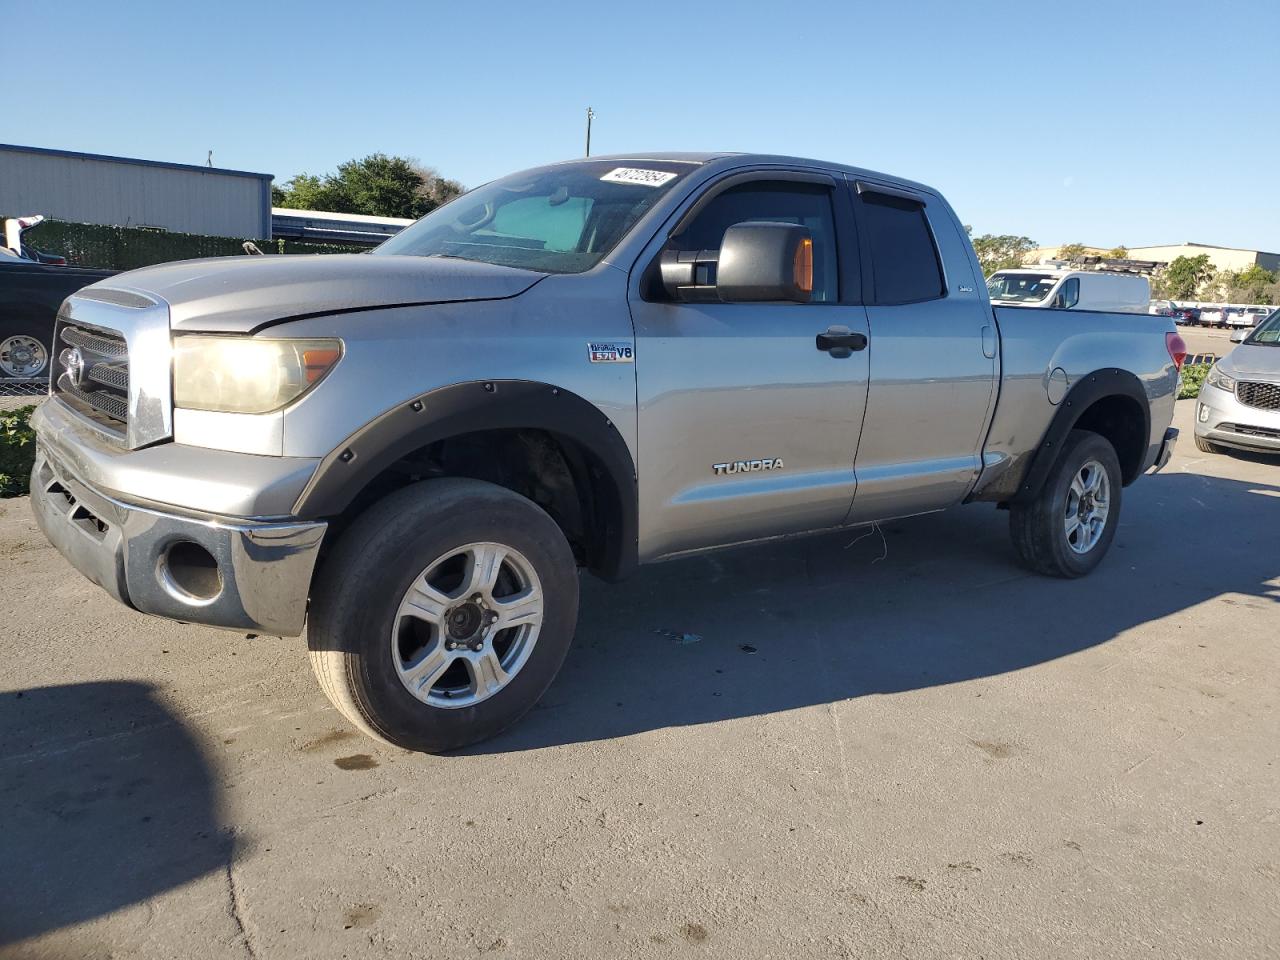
65;346;87;388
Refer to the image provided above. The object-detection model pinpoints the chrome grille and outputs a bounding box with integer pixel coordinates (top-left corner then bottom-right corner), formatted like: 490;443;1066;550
86;361;128;391
53;320;130;434
1236;380;1280;411
60;324;128;359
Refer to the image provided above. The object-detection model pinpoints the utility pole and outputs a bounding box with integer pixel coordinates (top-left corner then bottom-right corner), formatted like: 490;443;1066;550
585;107;595;157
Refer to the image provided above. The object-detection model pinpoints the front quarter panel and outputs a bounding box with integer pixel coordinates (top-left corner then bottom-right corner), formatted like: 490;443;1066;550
266;269;639;465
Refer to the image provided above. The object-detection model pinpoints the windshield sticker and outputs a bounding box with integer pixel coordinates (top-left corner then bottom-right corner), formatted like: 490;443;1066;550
588;341;634;363
599;167;677;188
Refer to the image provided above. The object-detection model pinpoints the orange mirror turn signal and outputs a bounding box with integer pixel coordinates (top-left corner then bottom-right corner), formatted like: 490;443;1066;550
793;237;814;295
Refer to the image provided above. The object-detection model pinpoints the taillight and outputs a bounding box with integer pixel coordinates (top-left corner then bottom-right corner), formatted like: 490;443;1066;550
1166;331;1187;371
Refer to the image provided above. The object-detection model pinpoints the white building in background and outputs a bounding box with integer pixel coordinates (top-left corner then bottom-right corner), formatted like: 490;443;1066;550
1024;241;1280;273
1123;243;1280;274
1018;240;1280;273
0;143;273;239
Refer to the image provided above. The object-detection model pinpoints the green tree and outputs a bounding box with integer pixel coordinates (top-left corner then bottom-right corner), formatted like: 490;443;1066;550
1106;246;1129;259
1222;263;1276;304
273;154;464;219
969;233;1038;275
1056;242;1089;261
272;173;340;211
1157;254;1215;300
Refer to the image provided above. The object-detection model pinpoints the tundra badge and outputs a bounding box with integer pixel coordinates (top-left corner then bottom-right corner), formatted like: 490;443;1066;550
713;458;784;476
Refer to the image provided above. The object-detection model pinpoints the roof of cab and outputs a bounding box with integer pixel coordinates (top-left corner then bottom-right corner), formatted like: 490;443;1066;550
551;152;943;199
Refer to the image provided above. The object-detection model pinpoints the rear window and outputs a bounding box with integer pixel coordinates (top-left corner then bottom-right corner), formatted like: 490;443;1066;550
860;191;945;304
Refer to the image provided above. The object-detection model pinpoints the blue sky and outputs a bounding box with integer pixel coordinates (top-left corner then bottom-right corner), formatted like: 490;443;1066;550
6;0;1278;250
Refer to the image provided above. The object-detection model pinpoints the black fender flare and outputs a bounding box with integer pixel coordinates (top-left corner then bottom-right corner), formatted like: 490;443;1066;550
292;380;638;580
1009;368;1151;504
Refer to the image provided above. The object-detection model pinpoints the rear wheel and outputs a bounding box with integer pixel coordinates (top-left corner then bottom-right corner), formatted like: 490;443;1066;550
308;478;579;752
1010;430;1122;578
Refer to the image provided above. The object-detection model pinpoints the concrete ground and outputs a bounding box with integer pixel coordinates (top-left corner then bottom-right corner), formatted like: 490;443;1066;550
1;400;1277;960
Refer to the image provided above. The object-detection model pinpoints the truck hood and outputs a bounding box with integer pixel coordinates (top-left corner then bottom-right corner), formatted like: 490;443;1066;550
82;254;546;333
1221;342;1280;378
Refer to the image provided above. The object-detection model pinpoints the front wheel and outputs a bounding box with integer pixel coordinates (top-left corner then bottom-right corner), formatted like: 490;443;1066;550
1194;434;1222;454
1009;430;1123;578
308;478;579;752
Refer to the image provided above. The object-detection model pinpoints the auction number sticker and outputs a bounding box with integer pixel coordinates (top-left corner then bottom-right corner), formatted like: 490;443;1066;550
588;341;634;363
599;167;677;188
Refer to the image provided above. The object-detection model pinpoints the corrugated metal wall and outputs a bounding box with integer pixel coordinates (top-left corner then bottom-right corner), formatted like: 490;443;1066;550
0;148;270;239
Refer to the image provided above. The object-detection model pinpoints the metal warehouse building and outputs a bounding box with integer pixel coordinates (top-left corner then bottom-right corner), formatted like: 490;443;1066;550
0;143;273;239
271;207;414;246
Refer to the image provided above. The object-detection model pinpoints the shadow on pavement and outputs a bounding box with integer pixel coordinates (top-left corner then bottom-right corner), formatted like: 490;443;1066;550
473;469;1280;754
0;681;230;947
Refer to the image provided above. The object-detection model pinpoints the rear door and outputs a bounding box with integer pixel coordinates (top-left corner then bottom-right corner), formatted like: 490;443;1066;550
629;171;870;560
845;178;998;523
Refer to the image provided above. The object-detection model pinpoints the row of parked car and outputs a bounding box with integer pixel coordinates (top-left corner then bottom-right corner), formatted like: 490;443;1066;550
1150;300;1273;329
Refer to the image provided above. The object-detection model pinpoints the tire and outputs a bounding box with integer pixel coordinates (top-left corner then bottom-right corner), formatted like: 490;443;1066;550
308;478;579;752
1009;430;1123;578
1194;435;1221;454
0;319;53;381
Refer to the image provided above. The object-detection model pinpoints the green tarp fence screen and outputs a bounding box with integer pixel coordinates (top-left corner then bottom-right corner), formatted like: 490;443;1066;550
14;219;364;271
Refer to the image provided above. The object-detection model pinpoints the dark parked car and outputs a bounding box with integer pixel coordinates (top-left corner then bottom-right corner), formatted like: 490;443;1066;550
1171;307;1201;325
0;254;116;381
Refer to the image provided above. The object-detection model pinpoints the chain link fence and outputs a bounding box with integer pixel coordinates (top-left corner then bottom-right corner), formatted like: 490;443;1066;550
19;220;364;271
0;379;48;400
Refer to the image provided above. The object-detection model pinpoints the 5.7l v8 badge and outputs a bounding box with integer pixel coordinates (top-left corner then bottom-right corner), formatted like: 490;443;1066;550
587;341;634;363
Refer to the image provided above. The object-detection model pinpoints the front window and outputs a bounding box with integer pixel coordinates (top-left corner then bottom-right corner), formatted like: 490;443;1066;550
374;160;696;274
987;272;1060;303
673;181;840;302
1245;308;1280;345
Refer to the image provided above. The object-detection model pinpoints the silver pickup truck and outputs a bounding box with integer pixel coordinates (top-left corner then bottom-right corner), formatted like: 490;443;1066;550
30;153;1184;752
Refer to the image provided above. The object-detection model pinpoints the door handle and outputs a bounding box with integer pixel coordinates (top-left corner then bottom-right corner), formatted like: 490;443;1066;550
815;327;868;358
981;324;997;359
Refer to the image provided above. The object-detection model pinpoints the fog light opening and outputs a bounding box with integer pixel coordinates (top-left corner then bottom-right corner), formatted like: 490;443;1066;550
161;541;223;603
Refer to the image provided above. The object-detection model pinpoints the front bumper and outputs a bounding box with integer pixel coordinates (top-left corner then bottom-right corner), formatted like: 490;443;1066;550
1193;383;1280;453
31;441;326;636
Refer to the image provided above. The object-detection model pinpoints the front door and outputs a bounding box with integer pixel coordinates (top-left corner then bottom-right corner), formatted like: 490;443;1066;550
629;174;870;560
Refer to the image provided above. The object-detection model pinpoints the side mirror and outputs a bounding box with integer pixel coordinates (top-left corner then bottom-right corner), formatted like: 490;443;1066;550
658;221;813;303
716;221;813;303
1230;328;1248;343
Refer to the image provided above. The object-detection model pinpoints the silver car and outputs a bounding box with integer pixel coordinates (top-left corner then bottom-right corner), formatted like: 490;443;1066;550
1195;309;1280;454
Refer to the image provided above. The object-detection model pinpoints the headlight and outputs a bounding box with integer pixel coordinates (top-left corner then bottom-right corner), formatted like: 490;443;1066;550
1205;364;1236;393
173;337;342;414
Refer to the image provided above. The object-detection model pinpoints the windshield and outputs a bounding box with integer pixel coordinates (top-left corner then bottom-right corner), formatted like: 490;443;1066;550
1244;308;1280;345
374;160;696;273
987;272;1060;302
